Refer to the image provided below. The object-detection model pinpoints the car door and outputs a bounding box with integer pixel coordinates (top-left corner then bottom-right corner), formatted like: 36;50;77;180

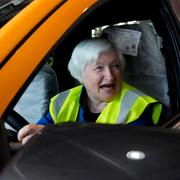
0;0;180;177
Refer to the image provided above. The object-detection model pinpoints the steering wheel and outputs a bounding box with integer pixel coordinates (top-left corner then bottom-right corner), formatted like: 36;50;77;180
5;110;29;153
5;110;29;132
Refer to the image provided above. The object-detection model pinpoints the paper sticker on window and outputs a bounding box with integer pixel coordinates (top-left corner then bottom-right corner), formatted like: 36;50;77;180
103;27;142;56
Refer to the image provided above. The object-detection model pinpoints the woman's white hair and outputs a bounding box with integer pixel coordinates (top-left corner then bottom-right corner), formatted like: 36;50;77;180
68;38;125;83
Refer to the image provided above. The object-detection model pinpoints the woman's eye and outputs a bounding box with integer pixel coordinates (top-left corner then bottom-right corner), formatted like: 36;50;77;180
112;64;120;69
95;66;103;70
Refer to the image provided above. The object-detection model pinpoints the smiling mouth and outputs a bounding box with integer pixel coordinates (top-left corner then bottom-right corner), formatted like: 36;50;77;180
100;84;115;89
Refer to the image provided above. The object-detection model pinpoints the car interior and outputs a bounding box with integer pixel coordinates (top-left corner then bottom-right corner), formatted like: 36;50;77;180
43;0;176;123
2;0;179;144
0;0;180;176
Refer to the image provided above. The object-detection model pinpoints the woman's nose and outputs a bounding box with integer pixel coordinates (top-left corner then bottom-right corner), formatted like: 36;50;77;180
104;68;114;80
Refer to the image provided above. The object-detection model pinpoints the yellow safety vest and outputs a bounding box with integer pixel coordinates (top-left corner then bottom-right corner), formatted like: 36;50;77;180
50;82;162;125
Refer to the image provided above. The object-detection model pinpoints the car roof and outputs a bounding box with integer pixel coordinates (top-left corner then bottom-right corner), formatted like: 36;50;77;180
2;123;180;179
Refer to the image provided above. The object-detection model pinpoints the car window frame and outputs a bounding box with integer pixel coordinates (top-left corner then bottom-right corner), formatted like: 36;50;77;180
1;0;180;126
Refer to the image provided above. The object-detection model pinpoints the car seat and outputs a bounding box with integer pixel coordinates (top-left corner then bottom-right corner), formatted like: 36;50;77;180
102;21;170;107
13;62;59;123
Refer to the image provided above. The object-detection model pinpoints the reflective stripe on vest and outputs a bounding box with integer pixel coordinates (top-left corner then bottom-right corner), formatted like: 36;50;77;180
50;86;81;123
50;83;162;125
53;90;70;118
117;89;147;124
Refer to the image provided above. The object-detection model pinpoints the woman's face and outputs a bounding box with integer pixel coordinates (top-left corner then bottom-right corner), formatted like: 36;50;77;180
82;49;123;103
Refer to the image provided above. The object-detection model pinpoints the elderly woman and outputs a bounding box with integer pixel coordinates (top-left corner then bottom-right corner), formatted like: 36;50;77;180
18;38;163;144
